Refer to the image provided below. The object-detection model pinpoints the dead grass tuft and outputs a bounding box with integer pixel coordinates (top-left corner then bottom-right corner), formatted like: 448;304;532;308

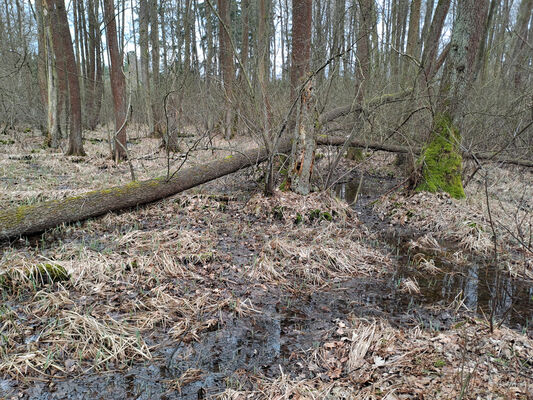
252;225;392;288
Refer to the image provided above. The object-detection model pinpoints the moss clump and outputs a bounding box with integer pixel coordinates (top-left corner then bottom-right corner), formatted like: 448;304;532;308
345;147;365;161
416;113;465;199
29;263;70;284
0;263;69;291
309;209;333;222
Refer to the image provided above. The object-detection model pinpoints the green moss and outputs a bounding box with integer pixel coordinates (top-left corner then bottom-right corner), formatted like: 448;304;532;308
416;113;465;199
433;359;446;368
224;155;233;160
345;147;365;161
309;209;333;222
29;263;70;284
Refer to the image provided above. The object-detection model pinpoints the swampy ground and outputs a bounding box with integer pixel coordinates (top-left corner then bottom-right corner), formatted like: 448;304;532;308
0;126;532;399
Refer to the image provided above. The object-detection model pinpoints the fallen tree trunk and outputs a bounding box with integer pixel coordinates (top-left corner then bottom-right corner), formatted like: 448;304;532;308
319;136;533;167
2;135;530;239
1;139;293;239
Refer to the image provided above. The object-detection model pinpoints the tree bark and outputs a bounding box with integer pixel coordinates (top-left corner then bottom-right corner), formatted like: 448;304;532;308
509;0;533;87
406;0;421;60
289;0;314;195
420;0;451;79
218;0;234;139
104;0;128;162
43;0;60;149
150;0;164;137
53;0;85;156
418;0;489;198
86;0;104;130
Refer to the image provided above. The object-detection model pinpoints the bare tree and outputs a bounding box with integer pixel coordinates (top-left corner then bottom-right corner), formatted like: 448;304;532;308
288;0;314;195
48;0;85;156
218;0;234;139
103;0;128;161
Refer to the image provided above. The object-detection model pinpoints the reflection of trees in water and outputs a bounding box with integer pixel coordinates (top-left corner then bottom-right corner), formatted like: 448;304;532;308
411;262;532;330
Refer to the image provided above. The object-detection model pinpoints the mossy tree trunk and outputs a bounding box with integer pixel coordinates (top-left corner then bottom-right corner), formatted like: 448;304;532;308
416;114;465;198
416;0;489;199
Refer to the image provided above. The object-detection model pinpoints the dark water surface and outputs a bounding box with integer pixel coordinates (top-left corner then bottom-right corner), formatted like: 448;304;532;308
335;175;533;333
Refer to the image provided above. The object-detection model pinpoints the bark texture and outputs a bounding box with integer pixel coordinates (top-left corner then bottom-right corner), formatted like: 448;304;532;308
54;0;85;156
218;0;234;139
289;0;314;195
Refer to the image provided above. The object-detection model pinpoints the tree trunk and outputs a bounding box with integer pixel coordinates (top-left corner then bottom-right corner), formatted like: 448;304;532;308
218;0;234;139
151;0;164;137
509;0;533;88
406;0;421;60
86;0;103;130
420;0;451;79
417;0;489;198
53;0;85;156
104;0;128;162
139;0;153;133
288;0;314;195
36;0;48;115
240;0;249;76
330;0;345;78
43;0;60;149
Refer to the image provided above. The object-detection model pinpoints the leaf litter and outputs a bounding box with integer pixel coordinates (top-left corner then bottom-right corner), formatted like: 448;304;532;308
0;130;531;399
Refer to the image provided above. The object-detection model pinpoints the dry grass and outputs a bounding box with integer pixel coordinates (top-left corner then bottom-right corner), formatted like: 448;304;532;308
376;184;532;279
0;128;531;397
217;318;533;399
244;191;394;288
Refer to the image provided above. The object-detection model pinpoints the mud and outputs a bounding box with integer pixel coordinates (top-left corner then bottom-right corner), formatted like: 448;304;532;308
335;174;533;333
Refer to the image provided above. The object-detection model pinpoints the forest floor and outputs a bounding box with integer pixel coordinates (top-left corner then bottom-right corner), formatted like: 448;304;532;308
0;126;532;399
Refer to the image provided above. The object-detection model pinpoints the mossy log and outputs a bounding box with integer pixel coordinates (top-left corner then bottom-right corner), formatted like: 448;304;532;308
0;139;292;240
1;134;530;239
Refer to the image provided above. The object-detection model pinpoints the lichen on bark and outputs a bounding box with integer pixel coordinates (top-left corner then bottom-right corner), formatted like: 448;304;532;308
416;113;465;199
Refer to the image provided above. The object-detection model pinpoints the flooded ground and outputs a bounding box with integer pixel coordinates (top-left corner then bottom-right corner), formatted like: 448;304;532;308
335;175;533;333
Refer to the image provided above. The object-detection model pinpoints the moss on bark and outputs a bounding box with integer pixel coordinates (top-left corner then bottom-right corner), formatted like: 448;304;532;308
416;113;465;199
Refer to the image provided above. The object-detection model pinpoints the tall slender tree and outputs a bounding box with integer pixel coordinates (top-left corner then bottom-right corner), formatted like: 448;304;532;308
48;0;85;156
288;0;314;195
218;0;234;139
104;0;128;161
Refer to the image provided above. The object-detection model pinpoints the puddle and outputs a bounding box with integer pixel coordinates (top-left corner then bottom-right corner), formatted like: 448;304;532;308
335;176;533;332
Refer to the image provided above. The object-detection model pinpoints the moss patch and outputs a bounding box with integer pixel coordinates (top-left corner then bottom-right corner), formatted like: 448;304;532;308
345;147;365;161
416;113;465;199
28;263;70;284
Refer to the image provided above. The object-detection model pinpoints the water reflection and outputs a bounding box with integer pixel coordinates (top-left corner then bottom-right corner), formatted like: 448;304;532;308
334;178;533;331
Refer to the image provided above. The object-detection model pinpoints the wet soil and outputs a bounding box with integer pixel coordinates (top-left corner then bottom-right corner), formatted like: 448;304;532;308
4;172;532;399
335;174;533;333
